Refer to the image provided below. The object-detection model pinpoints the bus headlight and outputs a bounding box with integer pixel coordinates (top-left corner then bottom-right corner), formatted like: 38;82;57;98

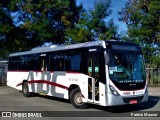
109;85;120;96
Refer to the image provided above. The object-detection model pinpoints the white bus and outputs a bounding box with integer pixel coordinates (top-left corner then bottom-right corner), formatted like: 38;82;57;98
7;40;148;108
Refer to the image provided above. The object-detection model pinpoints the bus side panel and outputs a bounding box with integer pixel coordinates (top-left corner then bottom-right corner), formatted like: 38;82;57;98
27;71;43;93
49;73;89;100
25;72;89;101
99;82;107;106
48;72;69;99
7;71;29;90
7;71;107;106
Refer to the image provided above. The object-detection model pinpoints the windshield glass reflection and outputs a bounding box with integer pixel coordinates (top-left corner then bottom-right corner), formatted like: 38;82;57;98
108;51;146;83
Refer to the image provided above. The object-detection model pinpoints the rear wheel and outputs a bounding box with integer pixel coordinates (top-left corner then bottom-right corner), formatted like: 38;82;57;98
22;82;32;97
70;88;87;109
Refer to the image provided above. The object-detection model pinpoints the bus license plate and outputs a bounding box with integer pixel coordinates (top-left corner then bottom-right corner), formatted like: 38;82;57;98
130;100;137;104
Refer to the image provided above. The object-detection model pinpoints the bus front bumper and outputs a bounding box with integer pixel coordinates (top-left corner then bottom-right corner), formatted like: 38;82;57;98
106;92;148;106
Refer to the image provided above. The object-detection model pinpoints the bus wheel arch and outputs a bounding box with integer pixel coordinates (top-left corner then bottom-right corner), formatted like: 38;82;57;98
69;85;87;109
22;80;32;97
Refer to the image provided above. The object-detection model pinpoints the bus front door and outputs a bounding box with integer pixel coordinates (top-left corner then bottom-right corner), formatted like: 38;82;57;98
87;54;100;103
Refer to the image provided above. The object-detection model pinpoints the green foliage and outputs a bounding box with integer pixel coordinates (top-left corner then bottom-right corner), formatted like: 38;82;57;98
119;0;160;68
99;19;118;40
0;0;83;60
66;0;118;43
14;0;82;44
0;0;119;60
65;9;91;43
0;0;30;60
0;1;13;35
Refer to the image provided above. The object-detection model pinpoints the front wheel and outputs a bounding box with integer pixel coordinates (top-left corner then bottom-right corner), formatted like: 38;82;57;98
22;82;32;97
70;88;87;109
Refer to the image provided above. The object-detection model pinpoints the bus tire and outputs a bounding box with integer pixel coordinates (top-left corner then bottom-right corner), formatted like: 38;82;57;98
70;88;87;109
22;82;32;97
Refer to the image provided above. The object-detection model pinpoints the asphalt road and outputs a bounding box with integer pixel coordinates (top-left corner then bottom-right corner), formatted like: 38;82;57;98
0;86;159;120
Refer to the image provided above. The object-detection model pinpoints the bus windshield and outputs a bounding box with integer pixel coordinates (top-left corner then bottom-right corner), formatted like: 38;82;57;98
108;51;146;83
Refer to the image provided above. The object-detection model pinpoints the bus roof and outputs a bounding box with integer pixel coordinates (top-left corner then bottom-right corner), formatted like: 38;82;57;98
9;40;105;57
9;40;140;57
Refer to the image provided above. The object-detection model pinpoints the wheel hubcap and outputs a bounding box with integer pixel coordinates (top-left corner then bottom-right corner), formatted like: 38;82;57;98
74;92;83;105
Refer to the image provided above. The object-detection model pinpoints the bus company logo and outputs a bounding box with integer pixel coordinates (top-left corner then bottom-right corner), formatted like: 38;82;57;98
123;91;131;95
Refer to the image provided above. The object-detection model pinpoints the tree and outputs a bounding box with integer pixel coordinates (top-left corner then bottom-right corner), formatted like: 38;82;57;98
10;0;83;46
0;0;29;60
0;0;83;59
0;0;14;59
119;0;160;67
66;0;118;43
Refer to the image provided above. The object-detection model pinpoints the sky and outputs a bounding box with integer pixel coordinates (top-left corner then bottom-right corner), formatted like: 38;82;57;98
77;0;128;33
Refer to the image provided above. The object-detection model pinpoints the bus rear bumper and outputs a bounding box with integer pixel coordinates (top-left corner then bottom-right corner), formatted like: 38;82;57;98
106;92;148;106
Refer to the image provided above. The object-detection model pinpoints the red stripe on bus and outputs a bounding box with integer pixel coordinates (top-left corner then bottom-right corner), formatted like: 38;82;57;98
16;83;22;87
16;80;69;90
29;80;69;90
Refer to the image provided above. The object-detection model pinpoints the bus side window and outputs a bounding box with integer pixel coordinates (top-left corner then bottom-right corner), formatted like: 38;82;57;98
49;52;64;71
69;51;81;71
8;57;17;70
65;55;71;70
59;58;64;71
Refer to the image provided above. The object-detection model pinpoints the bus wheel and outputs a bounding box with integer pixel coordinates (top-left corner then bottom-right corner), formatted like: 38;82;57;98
22;82;32;97
70;88;87;109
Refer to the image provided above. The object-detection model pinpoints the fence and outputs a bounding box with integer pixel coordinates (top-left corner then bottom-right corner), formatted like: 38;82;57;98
146;68;160;87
